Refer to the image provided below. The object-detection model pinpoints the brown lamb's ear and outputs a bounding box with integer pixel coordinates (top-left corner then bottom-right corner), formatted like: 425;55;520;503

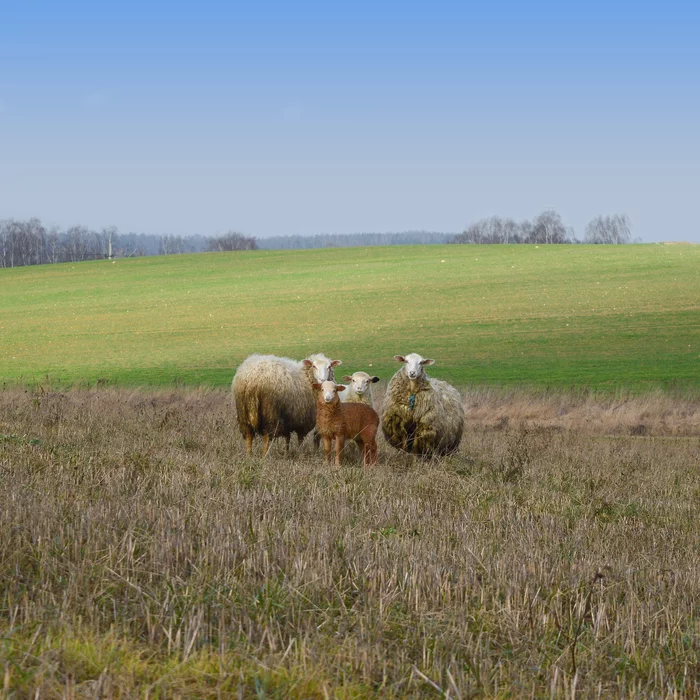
312;383;322;390
330;359;342;367
341;375;353;382
302;359;313;367
420;359;435;366
371;376;380;383
394;355;406;363
335;385;346;392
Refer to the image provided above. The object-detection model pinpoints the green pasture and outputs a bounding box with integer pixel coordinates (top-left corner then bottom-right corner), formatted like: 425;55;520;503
1;244;698;391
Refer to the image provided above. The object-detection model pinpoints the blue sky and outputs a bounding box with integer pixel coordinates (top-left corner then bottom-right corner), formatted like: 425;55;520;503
1;1;698;241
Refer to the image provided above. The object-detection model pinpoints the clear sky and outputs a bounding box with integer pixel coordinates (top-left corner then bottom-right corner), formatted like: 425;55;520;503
1;1;698;241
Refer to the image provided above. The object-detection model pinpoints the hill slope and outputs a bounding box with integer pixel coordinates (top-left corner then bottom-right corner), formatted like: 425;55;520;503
1;244;698;390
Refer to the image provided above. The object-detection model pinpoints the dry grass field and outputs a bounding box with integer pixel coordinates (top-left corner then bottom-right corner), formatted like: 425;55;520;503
1;387;699;697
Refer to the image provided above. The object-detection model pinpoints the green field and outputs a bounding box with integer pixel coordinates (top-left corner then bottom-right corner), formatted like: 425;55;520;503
1;244;699;390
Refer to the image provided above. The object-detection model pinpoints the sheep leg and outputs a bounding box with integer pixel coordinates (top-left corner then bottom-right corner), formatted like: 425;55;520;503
262;434;271;457
322;436;333;465
295;430;309;456
365;439;377;467
335;435;345;466
245;432;253;456
285;434;291;456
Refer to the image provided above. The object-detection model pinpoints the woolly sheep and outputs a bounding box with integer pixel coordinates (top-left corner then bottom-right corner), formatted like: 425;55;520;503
339;371;380;408
381;353;464;456
232;353;341;456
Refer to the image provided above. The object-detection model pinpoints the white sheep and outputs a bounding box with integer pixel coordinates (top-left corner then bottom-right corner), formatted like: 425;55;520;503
381;353;464;456
339;371;380;409
232;353;341;456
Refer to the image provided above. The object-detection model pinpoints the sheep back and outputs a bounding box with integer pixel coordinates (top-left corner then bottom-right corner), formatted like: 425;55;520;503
232;354;317;439
381;370;464;456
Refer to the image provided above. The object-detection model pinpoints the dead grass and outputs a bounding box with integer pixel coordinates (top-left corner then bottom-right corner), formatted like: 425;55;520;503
458;385;700;438
1;387;699;697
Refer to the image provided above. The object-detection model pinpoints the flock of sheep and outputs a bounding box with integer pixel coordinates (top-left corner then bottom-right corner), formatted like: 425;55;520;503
232;352;465;465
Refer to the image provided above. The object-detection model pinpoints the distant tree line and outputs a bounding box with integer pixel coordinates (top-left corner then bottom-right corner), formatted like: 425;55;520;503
256;231;451;249
0;221;258;268
0;223;451;268
449;210;634;245
0;212;635;268
206;232;259;252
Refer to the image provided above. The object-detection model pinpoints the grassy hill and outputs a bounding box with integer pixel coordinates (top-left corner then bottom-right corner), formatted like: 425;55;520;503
1;244;698;391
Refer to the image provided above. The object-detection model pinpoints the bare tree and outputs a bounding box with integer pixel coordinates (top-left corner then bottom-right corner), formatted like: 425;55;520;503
1;219;23;267
0;219;41;267
0;219;10;267
206;231;258;252
160;235;186;255
46;226;61;264
64;226;91;262
584;214;631;244
25;218;47;264
529;210;572;244
101;226;118;259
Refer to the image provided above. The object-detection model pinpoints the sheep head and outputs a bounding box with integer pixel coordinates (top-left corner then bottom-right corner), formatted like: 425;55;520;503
394;353;435;380
341;372;380;396
303;354;342;383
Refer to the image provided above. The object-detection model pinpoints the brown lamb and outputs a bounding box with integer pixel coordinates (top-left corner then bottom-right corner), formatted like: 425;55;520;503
313;381;379;467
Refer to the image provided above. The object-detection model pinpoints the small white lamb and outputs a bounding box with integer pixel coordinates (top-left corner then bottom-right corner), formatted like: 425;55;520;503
339;371;380;409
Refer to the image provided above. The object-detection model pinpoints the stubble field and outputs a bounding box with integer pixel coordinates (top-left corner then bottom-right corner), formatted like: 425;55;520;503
1;388;698;697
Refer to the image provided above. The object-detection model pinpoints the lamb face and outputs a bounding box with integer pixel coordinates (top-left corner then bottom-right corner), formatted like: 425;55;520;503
319;380;345;403
394;353;435;380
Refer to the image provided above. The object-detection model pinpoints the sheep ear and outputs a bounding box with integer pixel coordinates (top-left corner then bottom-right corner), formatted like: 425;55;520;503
394;355;406;363
371;376;380;383
420;358;435;366
312;383;322;390
341;375;353;382
335;385;346;392
330;359;342;367
302;359;313;367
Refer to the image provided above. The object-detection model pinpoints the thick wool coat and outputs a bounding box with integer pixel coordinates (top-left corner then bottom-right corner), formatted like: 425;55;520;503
232;354;335;441
381;369;464;456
